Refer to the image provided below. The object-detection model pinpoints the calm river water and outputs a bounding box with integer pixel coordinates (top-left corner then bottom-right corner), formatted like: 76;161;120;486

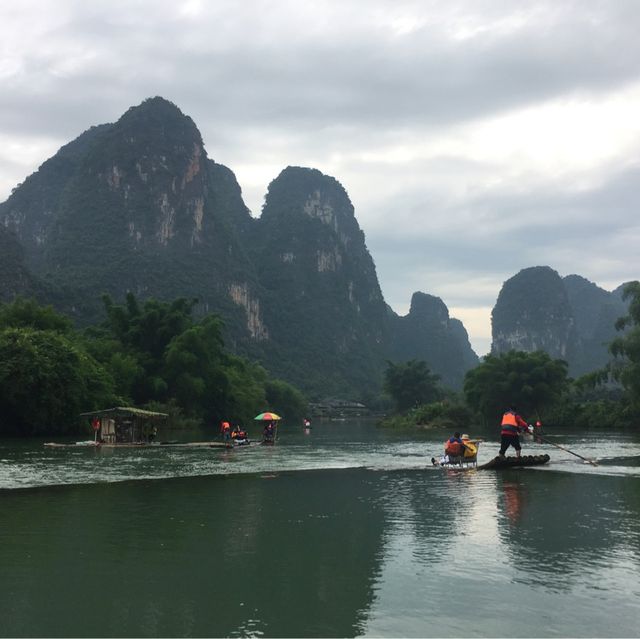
1;421;639;638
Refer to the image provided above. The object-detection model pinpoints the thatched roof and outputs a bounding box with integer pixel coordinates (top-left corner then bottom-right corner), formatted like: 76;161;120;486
79;406;168;419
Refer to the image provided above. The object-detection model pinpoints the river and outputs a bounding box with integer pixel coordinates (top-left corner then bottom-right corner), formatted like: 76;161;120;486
1;420;639;637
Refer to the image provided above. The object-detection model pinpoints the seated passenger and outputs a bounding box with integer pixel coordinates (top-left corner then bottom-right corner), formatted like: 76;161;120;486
263;422;275;442
461;434;478;458
444;432;466;458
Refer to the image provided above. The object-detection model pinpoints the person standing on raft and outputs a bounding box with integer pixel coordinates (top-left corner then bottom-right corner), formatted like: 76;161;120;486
221;421;232;447
499;406;533;458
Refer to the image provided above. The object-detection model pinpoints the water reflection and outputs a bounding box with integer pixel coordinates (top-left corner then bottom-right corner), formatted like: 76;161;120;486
0;469;388;638
362;467;640;638
1;425;640;637
494;471;640;598
500;480;524;524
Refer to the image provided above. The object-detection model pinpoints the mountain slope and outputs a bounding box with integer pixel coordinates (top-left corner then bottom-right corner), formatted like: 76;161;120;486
492;266;577;361
563;274;628;374
389;292;478;389
492;267;630;376
0;225;42;302
0;98;259;338
251;166;390;395
0;98;479;398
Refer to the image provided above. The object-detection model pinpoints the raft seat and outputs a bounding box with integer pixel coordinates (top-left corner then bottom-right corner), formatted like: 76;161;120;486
446;442;479;467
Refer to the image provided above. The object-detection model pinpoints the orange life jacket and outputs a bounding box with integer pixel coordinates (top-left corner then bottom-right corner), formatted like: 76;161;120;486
445;439;463;456
501;411;520;435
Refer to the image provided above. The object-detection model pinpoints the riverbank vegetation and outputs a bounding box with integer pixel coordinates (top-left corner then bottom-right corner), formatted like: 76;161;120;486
382;281;640;431
2;281;638;437
0;295;307;436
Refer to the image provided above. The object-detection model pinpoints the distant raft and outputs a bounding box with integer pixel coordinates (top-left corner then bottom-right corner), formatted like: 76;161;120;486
477;454;550;470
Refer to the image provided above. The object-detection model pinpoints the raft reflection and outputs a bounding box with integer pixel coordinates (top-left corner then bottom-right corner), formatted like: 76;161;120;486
494;470;640;592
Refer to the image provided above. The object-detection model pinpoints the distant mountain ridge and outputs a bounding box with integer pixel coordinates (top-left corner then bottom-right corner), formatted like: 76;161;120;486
0;97;478;398
492;266;630;376
389;292;478;388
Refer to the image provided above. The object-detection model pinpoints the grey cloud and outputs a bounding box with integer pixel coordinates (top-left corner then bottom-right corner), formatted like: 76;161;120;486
365;163;640;316
3;0;640;140
1;0;639;351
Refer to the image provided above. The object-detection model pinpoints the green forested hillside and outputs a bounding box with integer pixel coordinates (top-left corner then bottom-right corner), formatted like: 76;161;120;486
0;226;40;302
0;98;478;400
249;166;390;396
0;296;306;435
491;266;630;377
492;266;577;364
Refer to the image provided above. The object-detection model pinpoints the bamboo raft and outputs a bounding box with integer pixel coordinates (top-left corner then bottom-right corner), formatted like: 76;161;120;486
44;441;232;449
477;454;550;470
46;407;257;450
432;453;550;470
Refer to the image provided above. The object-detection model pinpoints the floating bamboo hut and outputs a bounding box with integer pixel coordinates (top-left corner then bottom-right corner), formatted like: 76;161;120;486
80;406;168;444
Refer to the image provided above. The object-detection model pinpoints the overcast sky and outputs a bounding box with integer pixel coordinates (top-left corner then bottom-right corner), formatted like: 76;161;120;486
2;0;639;354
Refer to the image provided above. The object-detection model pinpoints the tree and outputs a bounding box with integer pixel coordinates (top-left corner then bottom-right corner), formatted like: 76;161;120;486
463;350;569;424
609;281;640;411
96;293;198;404
384;360;442;413
265;379;308;422
163;315;230;420
0;297;73;334
0;328;115;435
223;358;268;425
86;293;311;427
0;293;312;435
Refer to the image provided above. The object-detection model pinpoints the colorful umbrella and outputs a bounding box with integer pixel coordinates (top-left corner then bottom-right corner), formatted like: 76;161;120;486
254;412;282;421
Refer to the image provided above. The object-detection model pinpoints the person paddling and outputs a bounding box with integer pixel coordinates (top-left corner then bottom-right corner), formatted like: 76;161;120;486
499;406;533;458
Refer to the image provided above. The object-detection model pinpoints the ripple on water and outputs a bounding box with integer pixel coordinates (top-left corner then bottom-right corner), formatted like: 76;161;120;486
2;431;640;490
